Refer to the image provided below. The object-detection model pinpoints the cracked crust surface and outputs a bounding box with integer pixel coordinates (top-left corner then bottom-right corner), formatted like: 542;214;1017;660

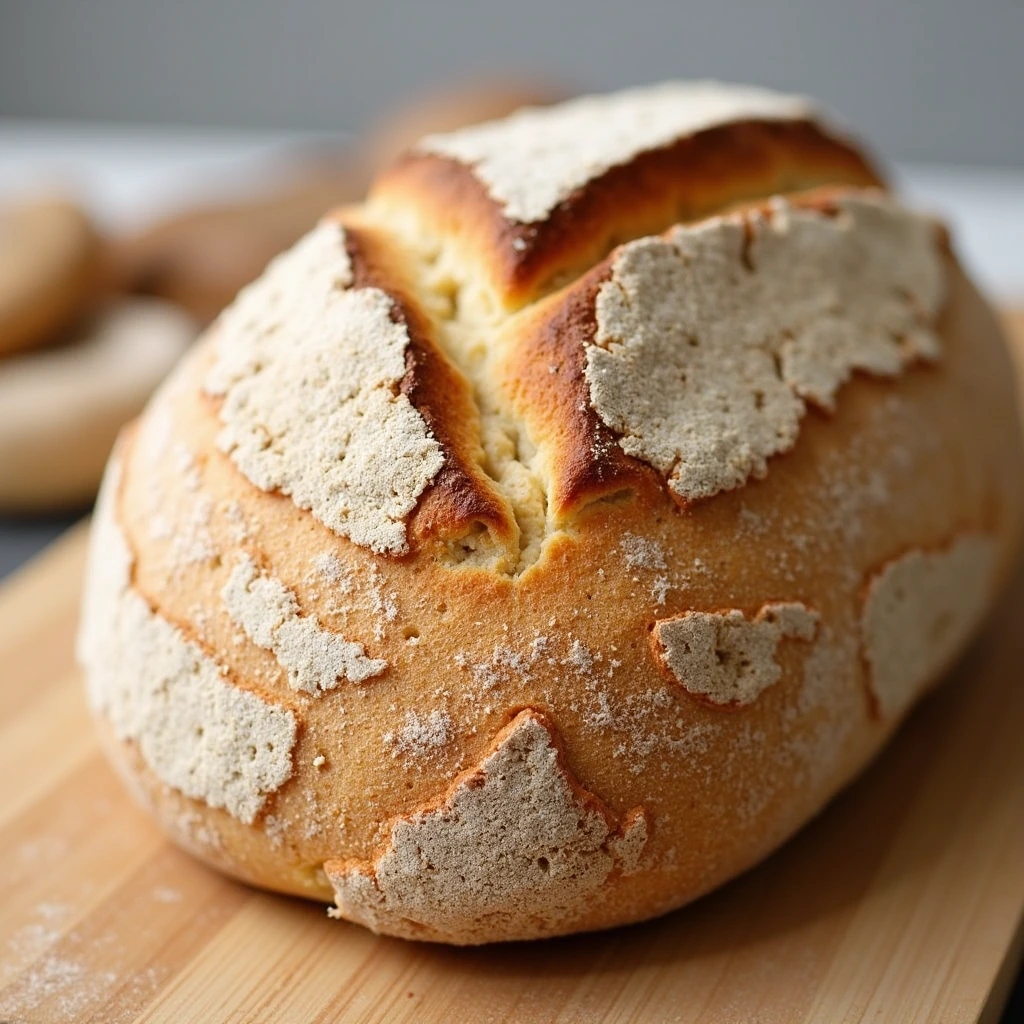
204;221;445;555
585;193;943;503
374;82;880;308
78;82;1024;944
325;710;648;944
78;454;298;825
416;82;817;226
861;535;997;719
653;603;819;706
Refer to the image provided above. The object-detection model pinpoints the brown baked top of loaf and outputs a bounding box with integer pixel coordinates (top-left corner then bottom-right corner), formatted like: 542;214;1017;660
202;79;941;574
370;82;882;308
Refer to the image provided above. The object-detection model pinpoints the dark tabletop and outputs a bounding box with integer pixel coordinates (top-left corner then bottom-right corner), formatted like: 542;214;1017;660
0;514;83;579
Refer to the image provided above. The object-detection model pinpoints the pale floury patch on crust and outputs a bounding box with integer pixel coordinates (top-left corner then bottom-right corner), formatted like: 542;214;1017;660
861;535;995;719
77;454;131;677
384;709;453;759
222;554;386;693
77;459;297;824
325;709;649;944
586;194;944;502
204;221;444;555
418;81;815;224
653;603;819;706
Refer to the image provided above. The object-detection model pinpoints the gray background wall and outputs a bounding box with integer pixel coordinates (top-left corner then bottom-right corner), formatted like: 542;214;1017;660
1;0;1022;165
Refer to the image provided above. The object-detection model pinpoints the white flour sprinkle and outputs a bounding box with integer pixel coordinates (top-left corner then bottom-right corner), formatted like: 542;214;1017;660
619;532;668;571
385;709;454;758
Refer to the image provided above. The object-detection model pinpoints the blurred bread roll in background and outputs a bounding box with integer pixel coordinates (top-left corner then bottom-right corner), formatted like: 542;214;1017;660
105;168;364;326
0;197;101;358
109;78;565;323
0;299;195;510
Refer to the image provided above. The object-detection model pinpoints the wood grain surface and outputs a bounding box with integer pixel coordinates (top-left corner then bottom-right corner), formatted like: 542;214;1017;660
1;314;1023;1023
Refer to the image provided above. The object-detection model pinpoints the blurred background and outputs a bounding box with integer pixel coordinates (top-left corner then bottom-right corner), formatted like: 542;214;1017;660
0;0;1023;576
3;0;1024;164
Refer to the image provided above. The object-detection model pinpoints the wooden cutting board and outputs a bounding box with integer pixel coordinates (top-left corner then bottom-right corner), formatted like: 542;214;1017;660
1;316;1023;1024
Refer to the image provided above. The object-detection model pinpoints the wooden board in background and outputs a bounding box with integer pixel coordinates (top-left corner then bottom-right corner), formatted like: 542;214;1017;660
1;314;1024;1023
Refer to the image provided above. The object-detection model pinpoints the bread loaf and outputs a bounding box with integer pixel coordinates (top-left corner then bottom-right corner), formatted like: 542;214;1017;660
0;197;100;358
0;299;195;511
78;81;1024;944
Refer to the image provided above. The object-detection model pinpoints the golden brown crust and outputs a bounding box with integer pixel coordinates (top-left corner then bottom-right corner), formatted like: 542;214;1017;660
373;119;882;309
501;262;652;517
337;216;517;552
338;706;640;864
505;185;937;519
92;255;1022;927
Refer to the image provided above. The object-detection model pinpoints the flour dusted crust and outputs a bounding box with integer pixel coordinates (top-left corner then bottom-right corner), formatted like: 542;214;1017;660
587;194;944;502
79;82;1024;945
417;82;816;225
325;710;648;943
375;83;880;308
204;222;445;554
78;455;298;825
861;535;997;718
222;554;387;692
653;603;818;706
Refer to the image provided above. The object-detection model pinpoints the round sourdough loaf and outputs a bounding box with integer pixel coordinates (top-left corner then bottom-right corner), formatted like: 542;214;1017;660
78;81;1024;945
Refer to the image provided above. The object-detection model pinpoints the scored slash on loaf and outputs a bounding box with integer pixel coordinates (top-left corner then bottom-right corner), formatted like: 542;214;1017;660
78;81;1024;944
